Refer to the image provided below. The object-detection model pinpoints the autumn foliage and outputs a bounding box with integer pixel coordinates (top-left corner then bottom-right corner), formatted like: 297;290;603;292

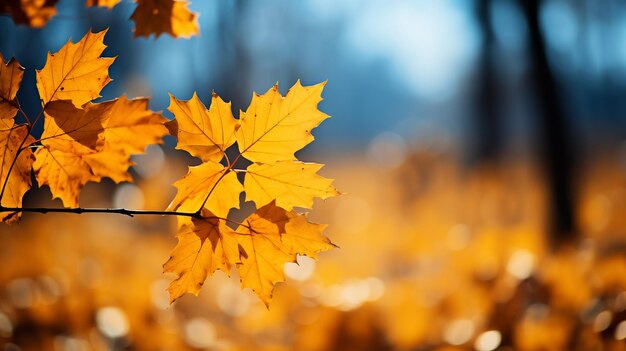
2;0;199;38
0;29;338;305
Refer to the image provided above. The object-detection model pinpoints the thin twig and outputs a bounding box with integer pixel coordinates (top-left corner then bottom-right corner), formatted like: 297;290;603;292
0;206;251;229
0;207;201;218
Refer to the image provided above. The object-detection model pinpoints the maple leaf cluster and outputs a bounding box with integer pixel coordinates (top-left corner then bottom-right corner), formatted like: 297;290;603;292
0;29;339;305
164;79;340;305
1;0;199;38
0;29;167;218
35;31;169;208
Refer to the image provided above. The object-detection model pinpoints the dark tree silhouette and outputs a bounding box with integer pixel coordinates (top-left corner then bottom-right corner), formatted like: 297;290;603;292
216;0;251;114
518;0;577;246
471;0;502;164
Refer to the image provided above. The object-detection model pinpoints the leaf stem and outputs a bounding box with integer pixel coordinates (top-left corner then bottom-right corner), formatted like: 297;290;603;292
30;100;49;129
196;169;230;215
15;97;31;125
223;150;231;168
230;153;243;169
195;150;247;215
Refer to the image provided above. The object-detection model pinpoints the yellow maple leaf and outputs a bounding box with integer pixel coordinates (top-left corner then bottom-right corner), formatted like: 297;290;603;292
281;212;336;259
231;202;335;306
131;0;199;38
235;80;329;164
0;120;34;222
1;0;58;28
0;55;24;120
36;29;114;107
244;161;339;211
163;211;240;302
167;161;242;217
167;92;238;163
34;98;167;207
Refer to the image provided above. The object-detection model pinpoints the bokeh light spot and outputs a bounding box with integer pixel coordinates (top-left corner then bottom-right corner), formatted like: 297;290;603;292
443;319;474;345
96;307;130;339
367;131;407;170
184;318;217;349
474;330;501;351
285;255;316;282
506;249;536;280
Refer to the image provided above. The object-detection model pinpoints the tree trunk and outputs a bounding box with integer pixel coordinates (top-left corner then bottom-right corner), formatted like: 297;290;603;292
471;0;501;164
518;0;577;246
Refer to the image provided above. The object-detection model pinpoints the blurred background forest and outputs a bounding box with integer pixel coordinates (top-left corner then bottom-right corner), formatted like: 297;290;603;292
2;0;626;350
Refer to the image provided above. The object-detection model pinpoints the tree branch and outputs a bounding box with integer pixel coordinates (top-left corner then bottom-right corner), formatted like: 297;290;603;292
0;206;252;229
0;206;202;218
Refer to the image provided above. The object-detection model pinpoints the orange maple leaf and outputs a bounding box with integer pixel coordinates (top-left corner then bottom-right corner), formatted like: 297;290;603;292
0;54;24;120
36;29;114;108
163;211;240;302
0;120;34;222
166;92;238;164
167;161;243;218
131;0;199;38
0;55;35;222
232;203;335;305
